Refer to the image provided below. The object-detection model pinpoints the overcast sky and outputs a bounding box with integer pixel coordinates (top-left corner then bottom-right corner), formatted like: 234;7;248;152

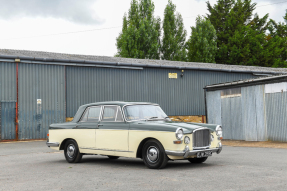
0;0;286;57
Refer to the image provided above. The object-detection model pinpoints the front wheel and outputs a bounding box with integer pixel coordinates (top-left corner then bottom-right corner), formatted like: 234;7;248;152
142;139;168;169
188;157;208;163
64;140;82;163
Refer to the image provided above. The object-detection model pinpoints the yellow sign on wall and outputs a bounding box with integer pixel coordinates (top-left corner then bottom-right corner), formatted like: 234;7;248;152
168;73;177;79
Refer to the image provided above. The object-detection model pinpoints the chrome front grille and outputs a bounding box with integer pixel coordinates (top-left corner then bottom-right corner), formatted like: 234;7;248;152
193;129;210;148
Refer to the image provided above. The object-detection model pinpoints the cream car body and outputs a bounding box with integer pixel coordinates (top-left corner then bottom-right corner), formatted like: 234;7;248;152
47;101;223;169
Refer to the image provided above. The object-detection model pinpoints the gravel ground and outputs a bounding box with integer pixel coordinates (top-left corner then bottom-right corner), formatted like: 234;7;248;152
0;141;287;191
222;140;287;149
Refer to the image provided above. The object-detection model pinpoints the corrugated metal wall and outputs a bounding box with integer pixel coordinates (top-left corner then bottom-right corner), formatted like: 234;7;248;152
0;62;16;140
241;85;266;141
0;62;16;101
1;102;16;140
66;66;254;117
207;84;278;141
265;92;287;142
221;97;244;140
206;91;221;125
18;63;65;140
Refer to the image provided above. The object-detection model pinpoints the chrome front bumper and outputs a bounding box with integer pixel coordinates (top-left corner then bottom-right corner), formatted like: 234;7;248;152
46;142;59;147
166;142;222;158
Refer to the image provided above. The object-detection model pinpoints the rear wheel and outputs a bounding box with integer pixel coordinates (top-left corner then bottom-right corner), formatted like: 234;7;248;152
188;157;208;163
64;140;82;163
108;156;119;159
142;139;168;169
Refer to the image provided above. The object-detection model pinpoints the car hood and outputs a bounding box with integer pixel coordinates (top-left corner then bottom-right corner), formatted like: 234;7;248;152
129;120;216;134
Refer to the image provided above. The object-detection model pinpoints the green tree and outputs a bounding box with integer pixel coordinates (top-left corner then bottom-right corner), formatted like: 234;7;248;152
266;11;287;67
161;0;187;61
206;0;257;64
206;0;287;67
186;16;217;63
116;0;161;59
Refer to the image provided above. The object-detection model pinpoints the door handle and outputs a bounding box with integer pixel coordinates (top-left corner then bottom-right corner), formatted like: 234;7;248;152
97;124;103;127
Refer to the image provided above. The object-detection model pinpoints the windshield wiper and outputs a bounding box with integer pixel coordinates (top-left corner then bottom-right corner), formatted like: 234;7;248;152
147;116;159;120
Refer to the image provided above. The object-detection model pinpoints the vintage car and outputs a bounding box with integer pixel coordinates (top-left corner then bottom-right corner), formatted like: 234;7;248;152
47;101;222;169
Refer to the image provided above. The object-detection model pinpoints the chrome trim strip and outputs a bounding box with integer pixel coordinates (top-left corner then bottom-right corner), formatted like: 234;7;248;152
46;142;59;147
80;147;133;153
165;150;185;156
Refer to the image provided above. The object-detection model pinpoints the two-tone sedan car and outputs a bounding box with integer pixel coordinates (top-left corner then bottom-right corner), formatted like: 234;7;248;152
47;101;222;169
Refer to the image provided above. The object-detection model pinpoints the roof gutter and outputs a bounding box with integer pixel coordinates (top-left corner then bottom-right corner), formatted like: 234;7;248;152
0;55;285;75
204;75;287;91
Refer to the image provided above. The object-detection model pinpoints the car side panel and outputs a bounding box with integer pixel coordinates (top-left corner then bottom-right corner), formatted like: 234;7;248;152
49;129;96;154
128;130;186;158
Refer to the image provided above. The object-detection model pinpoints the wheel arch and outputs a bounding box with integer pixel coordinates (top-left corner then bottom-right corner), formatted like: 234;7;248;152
136;137;163;158
59;138;76;150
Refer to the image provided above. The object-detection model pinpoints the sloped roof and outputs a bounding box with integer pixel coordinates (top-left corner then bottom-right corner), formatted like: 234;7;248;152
205;74;287;91
0;49;286;74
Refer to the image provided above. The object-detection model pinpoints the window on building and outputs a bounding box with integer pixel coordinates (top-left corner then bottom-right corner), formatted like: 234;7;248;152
221;88;241;98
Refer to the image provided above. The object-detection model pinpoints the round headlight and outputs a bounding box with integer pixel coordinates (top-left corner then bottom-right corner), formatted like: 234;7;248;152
175;128;184;140
210;134;214;142
216;126;223;138
184;136;190;144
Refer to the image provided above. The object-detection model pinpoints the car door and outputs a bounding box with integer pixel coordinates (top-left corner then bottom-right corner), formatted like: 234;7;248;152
96;105;129;154
75;106;102;151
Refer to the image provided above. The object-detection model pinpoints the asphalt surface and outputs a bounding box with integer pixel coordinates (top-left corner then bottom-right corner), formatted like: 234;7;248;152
0;141;287;191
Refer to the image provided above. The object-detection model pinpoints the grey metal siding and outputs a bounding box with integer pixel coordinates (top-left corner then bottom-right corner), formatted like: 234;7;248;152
265;92;287;142
221;96;243;140
66;66;254;117
1;102;16;140
0;62;16;101
206;91;221;125
241;85;266;141
18;63;65;140
207;84;267;141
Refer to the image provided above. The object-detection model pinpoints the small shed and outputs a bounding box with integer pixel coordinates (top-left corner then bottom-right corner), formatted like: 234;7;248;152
205;75;287;142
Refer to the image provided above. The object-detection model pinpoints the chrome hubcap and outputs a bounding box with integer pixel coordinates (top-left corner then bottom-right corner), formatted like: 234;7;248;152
147;146;159;163
67;144;75;158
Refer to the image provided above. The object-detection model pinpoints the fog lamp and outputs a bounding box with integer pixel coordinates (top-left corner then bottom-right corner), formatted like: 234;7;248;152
184;136;190;144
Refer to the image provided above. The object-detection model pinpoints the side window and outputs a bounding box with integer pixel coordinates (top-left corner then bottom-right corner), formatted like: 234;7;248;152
87;107;101;122
102;106;118;122
80;106;101;122
116;107;124;122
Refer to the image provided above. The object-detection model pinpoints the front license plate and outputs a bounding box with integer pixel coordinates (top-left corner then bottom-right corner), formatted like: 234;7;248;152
197;151;212;158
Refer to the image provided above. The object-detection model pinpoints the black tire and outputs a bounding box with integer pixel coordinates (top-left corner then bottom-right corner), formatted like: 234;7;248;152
188;157;208;163
108;156;119;159
64;140;82;163
142;139;168;169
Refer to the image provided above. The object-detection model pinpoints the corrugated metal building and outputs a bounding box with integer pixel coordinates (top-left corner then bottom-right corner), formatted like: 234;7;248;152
1;49;287;141
205;75;287;142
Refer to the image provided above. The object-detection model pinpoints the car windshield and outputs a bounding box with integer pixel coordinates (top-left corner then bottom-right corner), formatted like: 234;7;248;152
124;105;168;121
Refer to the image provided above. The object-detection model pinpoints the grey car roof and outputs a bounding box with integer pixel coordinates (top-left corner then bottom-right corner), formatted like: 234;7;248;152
71;101;158;122
0;49;287;74
82;101;157;107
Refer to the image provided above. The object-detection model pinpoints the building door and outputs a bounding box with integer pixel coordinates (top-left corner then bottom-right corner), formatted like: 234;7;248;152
0;102;16;140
